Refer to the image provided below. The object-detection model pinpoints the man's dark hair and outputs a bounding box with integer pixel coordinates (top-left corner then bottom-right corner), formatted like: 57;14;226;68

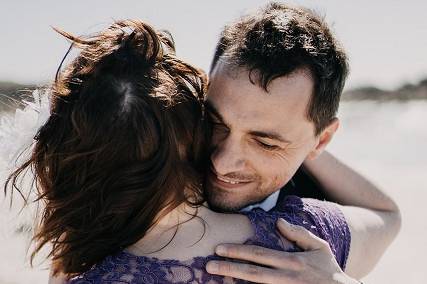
210;2;349;135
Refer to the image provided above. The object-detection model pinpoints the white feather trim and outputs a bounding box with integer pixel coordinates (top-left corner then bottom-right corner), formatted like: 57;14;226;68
0;89;50;167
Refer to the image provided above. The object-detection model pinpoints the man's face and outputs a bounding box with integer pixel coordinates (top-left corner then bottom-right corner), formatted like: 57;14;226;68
205;63;322;212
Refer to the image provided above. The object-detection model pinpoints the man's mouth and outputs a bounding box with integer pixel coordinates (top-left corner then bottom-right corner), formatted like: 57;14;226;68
216;175;247;184
208;168;253;189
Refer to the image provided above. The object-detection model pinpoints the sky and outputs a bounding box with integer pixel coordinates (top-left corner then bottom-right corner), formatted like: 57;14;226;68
0;0;426;90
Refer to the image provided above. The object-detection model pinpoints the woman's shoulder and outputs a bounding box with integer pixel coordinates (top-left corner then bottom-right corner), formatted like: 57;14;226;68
66;210;253;284
243;195;351;270
243;195;343;230
267;195;350;232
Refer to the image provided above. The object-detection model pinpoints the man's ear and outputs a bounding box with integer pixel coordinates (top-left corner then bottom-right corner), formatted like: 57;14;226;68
306;118;339;160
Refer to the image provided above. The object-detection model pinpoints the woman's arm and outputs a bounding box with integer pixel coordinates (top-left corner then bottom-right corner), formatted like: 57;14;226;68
303;151;402;278
207;151;401;282
303;151;399;212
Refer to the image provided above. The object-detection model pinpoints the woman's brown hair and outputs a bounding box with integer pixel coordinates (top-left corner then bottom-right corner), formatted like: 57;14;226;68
4;20;208;277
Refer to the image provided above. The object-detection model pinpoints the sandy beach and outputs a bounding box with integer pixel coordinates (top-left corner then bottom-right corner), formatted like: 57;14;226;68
1;100;426;283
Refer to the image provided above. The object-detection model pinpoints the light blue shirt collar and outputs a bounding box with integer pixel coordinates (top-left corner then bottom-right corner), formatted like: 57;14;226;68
240;190;280;212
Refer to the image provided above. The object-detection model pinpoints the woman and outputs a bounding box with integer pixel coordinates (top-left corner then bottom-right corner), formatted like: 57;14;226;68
5;20;351;283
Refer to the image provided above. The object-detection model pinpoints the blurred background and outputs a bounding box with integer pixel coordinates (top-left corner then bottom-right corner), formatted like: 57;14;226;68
1;0;426;283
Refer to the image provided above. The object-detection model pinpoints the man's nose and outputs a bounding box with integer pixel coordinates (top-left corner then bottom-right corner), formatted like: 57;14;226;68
210;135;246;176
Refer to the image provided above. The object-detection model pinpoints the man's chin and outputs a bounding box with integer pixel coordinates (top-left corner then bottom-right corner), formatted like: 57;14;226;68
204;185;259;213
206;198;245;213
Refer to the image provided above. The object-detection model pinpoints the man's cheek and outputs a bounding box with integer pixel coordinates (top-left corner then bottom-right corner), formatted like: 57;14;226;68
269;171;290;190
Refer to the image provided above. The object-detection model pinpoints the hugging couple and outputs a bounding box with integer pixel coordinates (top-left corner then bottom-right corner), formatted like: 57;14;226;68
6;2;400;284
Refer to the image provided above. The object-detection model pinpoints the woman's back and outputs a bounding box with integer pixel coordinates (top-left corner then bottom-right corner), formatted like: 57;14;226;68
68;196;351;284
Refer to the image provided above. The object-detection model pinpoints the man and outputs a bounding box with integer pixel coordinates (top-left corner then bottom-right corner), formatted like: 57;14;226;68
204;2;401;283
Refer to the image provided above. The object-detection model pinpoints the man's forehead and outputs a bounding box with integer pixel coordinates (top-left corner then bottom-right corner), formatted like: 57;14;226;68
209;60;314;92
207;76;312;119
206;64;316;139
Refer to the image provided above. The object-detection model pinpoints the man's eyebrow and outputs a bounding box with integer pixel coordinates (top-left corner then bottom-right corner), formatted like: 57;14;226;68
205;101;289;144
205;101;224;122
249;130;291;144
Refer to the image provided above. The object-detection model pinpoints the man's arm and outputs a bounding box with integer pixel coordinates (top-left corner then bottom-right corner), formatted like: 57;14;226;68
207;218;362;284
303;151;401;278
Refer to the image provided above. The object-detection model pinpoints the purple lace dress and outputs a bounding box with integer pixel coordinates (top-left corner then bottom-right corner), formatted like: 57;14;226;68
67;196;351;283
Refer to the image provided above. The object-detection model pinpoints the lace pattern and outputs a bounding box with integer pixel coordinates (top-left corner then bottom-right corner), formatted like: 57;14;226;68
68;196;351;283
